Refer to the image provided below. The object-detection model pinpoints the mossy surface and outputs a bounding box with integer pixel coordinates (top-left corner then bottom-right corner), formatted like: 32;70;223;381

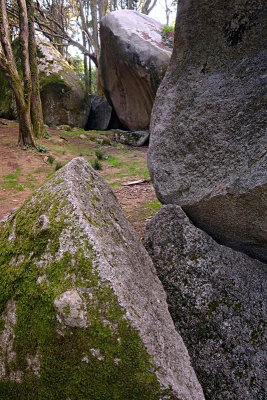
40;73;70;93
0;175;175;399
0;70;16;119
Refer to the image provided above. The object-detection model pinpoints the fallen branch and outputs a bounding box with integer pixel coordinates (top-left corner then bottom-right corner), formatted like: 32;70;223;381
122;178;151;186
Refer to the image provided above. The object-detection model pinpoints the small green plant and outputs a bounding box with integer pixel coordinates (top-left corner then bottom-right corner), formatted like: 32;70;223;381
55;161;64;171
23;145;31;151
95;148;106;160
91;158;102;170
44;130;51;139
37;144;48;153
161;25;174;48
48;155;55;164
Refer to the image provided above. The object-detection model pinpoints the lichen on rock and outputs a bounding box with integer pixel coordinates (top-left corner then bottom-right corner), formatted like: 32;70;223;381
144;205;267;400
0;158;204;400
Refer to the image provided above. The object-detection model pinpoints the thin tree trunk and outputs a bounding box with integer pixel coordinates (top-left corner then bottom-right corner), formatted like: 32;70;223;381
18;0;32;103
0;0;35;146
89;56;92;94
27;0;45;138
83;32;90;93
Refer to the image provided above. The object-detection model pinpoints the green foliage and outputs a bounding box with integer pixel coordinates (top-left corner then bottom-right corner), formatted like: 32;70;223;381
161;25;174;48
91;159;102;170
69;56;84;79
44;130;51;139
95;148;106;160
37;144;49;153
55;162;65;171
48;155;55;165
23;145;31;151
161;24;174;35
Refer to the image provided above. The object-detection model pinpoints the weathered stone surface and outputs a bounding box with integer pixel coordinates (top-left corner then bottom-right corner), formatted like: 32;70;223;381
144;205;267;400
85;95;112;130
38;39;90;128
0;158;204;400
114;129;149;146
100;10;172;130
0;39;90;128
148;0;267;262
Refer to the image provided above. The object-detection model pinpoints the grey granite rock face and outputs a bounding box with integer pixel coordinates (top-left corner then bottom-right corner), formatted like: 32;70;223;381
148;0;267;262
85;95;112;130
38;39;90;128
143;205;267;400
100;10;172;130
0;158;204;400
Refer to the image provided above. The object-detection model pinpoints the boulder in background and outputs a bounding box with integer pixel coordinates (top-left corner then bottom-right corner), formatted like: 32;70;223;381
85;95;112;130
100;10;172;130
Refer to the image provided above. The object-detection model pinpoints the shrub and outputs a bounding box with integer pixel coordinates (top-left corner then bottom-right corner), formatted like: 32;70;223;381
95;148;106;160
91;159;102;170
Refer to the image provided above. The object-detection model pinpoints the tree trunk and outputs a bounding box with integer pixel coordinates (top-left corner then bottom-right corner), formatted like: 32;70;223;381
89;56;92;94
10;81;35;147
0;0;35;147
83;32;90;93
27;0;45;138
18;105;36;146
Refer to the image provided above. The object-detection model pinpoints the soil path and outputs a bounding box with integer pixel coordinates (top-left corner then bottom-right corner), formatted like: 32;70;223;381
0;119;158;237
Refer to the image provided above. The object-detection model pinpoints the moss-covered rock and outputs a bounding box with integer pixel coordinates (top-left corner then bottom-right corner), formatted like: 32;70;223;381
0;39;90;128
37;39;89;128
0;158;204;400
144;205;267;400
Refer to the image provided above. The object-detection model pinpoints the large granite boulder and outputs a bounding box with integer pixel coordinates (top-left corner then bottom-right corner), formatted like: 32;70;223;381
148;0;267;262
0;39;90;128
100;10;172;130
0;158;204;400
38;39;90;128
144;205;267;400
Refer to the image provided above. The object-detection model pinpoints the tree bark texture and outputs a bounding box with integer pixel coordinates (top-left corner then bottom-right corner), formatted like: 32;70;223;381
27;0;45;138
0;0;36;146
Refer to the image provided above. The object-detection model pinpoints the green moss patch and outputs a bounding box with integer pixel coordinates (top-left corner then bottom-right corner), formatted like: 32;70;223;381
0;178;174;399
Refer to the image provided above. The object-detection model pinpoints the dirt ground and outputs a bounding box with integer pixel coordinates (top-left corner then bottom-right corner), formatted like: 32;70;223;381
0;118;159;237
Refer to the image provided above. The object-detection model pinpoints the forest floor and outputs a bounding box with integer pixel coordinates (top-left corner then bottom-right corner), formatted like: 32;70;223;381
0;118;161;237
